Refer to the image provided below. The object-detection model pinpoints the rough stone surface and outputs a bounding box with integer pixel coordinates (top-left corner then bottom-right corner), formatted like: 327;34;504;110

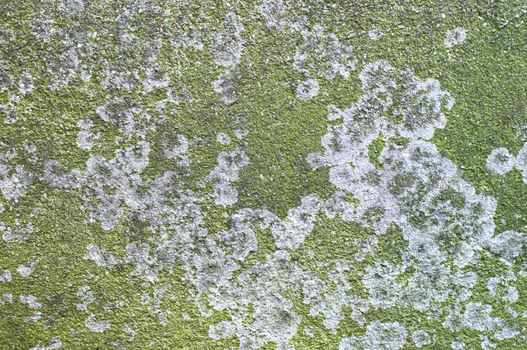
1;1;527;349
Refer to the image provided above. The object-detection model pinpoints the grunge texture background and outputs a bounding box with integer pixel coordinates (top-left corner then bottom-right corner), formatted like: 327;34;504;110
1;1;527;349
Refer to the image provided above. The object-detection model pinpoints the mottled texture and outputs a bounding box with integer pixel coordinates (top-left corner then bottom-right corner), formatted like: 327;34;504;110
1;1;527;349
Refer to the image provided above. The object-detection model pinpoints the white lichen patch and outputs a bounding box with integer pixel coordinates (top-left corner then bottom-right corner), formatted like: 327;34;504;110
85;314;111;333
85;244;120;268
123;324;135;338
18;71;35;95
257;0;287;29
30;338;62;350
271;194;320;249
412;330;431;347
211;12;244;67
20;294;42;309
1;293;13;305
486;147;515;175
16;261;36;277
207;147;249;206
205;250;308;348
60;0;85;16
0;149;33;202
143;65;170;93
515;142;527;183
76;119;98;151
163;134;189;167
216;133;231;145
0;269;12;282
295;78;319;101
295;24;355;80
1;219;34;243
488;230;526;265
125;242;159;283
486;142;527;184
44;140;193;232
445;27;467;48
76;285;95;311
339;321;407;350
308;64;487;277
173;25;204;51
209;321;236;340
211;12;244;104
95;98;155;140
213;66;241;105
368;28;382;41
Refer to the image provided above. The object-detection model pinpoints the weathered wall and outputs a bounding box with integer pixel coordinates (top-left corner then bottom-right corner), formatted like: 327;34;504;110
1;1;527;349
